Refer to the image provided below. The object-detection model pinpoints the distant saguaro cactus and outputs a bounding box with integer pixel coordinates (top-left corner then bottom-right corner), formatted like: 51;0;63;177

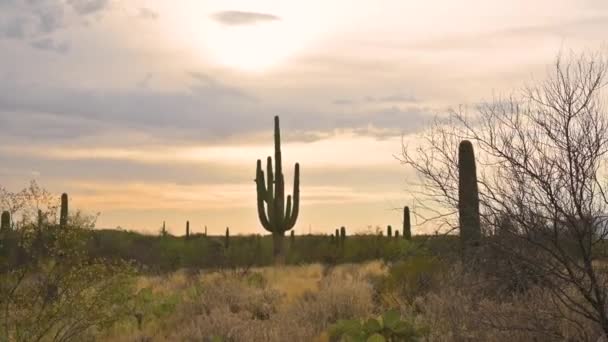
340;226;346;245
335;229;340;245
204;225;207;237
458;140;481;257
186;221;190;239
403;206;411;240
387;225;392;237
161;221;166;236
225;227;230;249
395;230;400;238
60;193;68;228
1;211;10;231
255;116;300;260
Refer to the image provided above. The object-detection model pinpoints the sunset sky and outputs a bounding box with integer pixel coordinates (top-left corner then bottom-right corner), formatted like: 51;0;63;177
1;0;607;235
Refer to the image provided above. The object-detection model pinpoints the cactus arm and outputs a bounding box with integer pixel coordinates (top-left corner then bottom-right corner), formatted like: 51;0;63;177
266;157;274;204
286;163;300;229
284;195;292;232
256;160;272;231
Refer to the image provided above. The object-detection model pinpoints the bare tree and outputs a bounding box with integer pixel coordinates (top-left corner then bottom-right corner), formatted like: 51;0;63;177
399;51;608;337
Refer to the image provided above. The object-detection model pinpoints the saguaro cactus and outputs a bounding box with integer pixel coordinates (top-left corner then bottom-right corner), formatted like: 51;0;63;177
186;221;190;239
403;206;411;240
458;140;481;256
162;221;166;236
387;225;392;237
204;225;208;237
225;227;230;249
256;116;300;259
340;226;346;245
1;211;10;231
395;230;400;238
60;193;68;228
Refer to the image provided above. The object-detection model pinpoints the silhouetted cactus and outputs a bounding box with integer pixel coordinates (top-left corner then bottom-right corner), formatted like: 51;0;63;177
458;140;481;257
255;116;300;259
395;230;400;238
335;229;339;245
330;233;335;244
340;226;346;245
60;193;68;228
403;206;411;240
225;227;230;249
204;225;207;237
1;211;10;231
387;225;392;237
161;221;166;236
37;209;44;228
186;221;190;239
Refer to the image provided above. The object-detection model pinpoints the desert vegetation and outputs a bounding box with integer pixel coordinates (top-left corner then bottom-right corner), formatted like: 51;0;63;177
1;51;608;341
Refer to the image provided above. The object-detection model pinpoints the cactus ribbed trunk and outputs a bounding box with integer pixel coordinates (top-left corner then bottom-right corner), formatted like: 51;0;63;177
186;221;190;239
387;225;392;237
403;206;411;240
1;211;10;231
255;115;300;262
273;232;284;257
60;193;68;228
340;226;346;245
458;140;481;259
225;227;230;249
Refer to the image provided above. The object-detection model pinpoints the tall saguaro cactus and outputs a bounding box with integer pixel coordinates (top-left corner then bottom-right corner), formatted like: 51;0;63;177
60;193;68;228
255;116;300;259
387;225;392;237
458;140;481;257
403;206;411;240
1;211;10;231
186;221;190;239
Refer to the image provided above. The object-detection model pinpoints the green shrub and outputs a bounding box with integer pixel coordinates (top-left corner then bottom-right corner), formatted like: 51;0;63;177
327;309;427;341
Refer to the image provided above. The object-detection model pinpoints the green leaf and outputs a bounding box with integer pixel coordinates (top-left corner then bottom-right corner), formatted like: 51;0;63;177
340;319;363;336
382;309;401;330
366;333;386;342
363;318;382;334
393;321;414;335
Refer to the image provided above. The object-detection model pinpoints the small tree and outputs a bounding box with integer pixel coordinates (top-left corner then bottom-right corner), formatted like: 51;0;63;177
0;183;136;341
399;52;608;337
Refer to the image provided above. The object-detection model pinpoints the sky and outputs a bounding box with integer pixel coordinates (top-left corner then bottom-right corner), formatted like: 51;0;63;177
0;0;607;235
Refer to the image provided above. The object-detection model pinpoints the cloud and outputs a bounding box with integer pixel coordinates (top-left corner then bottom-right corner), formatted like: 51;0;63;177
66;0;109;15
1;16;28;38
211;10;280;26
138;7;158;20
30;37;70;53
35;4;64;33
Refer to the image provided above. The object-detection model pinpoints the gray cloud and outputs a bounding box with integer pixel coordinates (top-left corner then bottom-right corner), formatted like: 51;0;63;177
66;0;109;15
30;37;69;53
211;10;280;26
1;16;27;38
138;7;158;20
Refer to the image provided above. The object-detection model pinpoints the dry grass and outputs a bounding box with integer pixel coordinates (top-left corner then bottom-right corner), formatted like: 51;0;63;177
104;261;384;342
102;260;602;341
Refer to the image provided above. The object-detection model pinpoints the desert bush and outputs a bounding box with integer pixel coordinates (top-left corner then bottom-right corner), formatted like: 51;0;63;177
328;309;427;342
411;265;602;341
